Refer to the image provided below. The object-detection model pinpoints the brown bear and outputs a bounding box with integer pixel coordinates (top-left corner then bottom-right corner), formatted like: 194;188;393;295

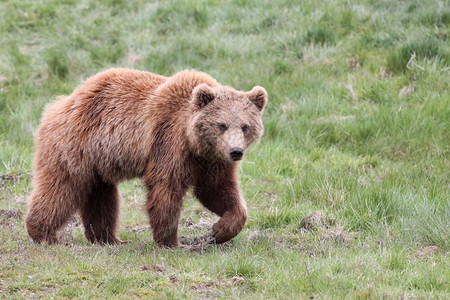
25;68;267;247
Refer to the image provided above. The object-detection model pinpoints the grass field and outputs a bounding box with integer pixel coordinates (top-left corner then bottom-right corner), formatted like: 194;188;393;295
0;0;449;298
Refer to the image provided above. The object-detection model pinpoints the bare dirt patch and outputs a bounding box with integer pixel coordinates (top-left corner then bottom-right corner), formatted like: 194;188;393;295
131;225;150;234
181;214;213;231
300;211;335;231
179;234;232;252
141;264;166;273
229;275;246;286
191;281;217;299
0;208;22;219
299;211;356;242
0;173;31;182
0;173;32;191
415;246;441;258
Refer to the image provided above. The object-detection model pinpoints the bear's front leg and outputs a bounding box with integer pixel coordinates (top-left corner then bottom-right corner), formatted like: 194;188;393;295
194;172;248;244
211;203;247;243
145;182;186;248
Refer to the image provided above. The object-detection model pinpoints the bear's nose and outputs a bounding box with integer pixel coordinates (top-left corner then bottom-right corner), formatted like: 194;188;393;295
229;147;243;161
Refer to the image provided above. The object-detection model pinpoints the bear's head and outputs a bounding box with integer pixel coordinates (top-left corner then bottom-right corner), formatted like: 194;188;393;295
187;84;268;163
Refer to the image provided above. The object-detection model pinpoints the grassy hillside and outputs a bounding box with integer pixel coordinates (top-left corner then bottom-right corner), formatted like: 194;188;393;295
0;0;449;298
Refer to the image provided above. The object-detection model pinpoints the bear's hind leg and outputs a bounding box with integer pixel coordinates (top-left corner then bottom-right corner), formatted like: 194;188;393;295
25;174;84;244
80;181;122;244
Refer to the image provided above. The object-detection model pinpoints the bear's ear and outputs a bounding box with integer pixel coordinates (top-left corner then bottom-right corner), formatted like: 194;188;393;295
247;86;268;112
192;84;216;109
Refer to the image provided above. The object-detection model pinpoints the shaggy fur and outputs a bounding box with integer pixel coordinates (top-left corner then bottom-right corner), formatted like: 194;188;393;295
25;68;268;247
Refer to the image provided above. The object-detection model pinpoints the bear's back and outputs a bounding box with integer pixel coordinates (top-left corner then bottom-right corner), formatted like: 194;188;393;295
36;69;167;181
35;69;219;183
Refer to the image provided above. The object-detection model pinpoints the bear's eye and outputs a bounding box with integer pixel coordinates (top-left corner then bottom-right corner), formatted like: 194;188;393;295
218;123;228;132
242;125;249;133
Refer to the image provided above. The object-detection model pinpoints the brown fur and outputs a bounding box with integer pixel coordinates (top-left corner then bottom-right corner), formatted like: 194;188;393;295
25;68;268;247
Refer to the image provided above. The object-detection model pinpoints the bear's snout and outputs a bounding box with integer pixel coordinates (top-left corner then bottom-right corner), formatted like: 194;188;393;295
229;147;244;161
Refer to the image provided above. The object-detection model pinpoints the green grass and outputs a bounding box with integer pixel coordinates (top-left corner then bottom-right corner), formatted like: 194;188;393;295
0;0;449;298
